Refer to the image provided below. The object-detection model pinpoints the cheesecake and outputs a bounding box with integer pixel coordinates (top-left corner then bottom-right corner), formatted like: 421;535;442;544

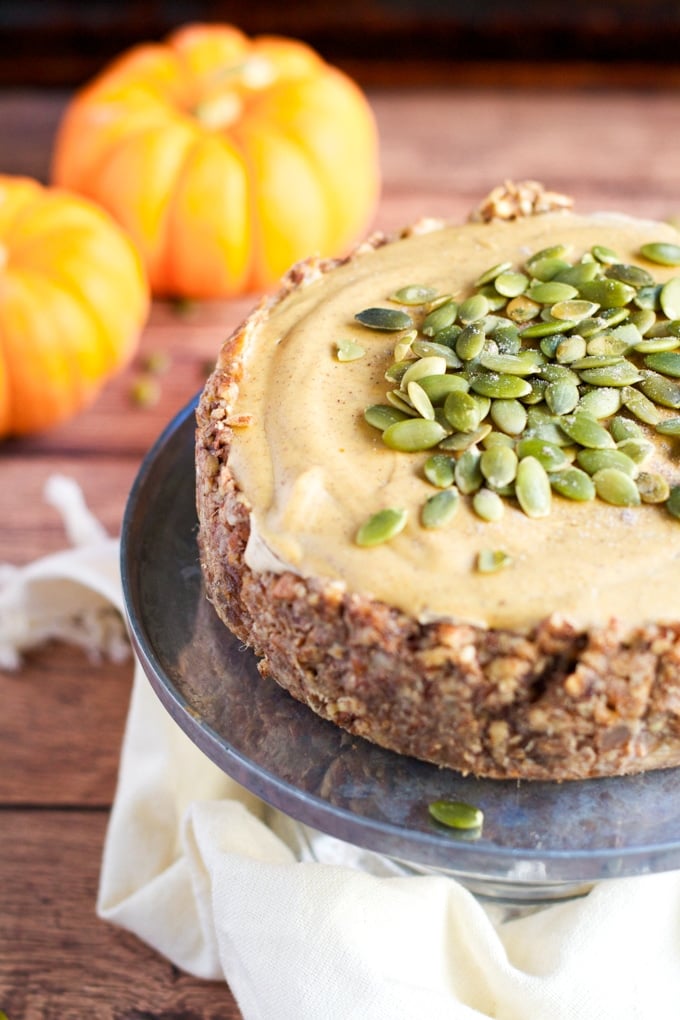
195;182;680;780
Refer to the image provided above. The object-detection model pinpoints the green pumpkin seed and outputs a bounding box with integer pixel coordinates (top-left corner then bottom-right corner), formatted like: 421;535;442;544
355;307;413;331
476;548;513;574
401;355;448;388
444;390;483;432
382;418;448;451
549;299;599;323
638;371;680;409
560;413;615;449
605;263;655;288
515;456;551;518
636;471;670;504
545;380;580;415
579;278;637;308
585;334;632;357
491;323;522;354
591;244;621;264
522;377;549;405
506;295;541;322
656;416;680;436
520;318;578;339
390;284;439;305
480;444;518;488
660;278;680;320
364;403;410;430
393;334;417;363
634;336;680;353
578;386;621;419
555;335;588;363
336;338;366;361
610;414;643;441
454;446;484;493
422;299;458;336
554;261;601;286
577;361;642;387
640;241;680;267
528;280;579;304
430;323;463;347
407;380;435;420
516;436;571;471
472;488;505;522
495;271;529;297
428;799;484;830
615;437;654;465
490;398;527;435
423;454;456;488
629;308;658;336
385;390;418;416
439;424;492;452
421;488;460;528
479;351;542;376
458;293;490;324
468;371;532;399
571;354;626;370
592;468;641;507
620;385;663;424
411;340;463;369
476;261;514;287
455;322;487;361
356;507;408;546
482;429;515;449
576;448;638;477
418;374;470;404
385;360;410;383
667;485;680;519
644;351;680;378
540;363;580;385
549;466;596;501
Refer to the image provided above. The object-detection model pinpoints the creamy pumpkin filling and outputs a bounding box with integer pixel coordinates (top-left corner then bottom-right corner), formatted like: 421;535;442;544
227;210;680;632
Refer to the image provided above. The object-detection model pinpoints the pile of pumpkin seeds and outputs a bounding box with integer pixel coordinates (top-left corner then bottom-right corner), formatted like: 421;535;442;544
351;240;680;550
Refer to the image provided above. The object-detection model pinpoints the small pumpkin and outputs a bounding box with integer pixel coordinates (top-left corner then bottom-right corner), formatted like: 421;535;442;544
0;175;149;437
51;23;381;299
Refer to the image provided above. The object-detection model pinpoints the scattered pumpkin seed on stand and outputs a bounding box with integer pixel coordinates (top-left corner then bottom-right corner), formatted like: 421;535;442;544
347;238;680;555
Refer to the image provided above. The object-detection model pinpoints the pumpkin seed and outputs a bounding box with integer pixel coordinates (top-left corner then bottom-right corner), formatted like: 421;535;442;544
554;261;601;286
644;351;680;378
585;334;632;357
577;361;642;387
430;323;463;347
385;389;418;415
495;271;529;297
591;244;621;264
407;380;435;420
639;241;680;267
629;308;658;335
555;335;588;363
516;436;571;471
393;333;417;362
506;295;541;322
638;371;680;409
480;444;518;489
422;299;458;336
528;280;579;304
482;429;515;449
605;263;655;288
439;424;492;452
621;385;664;424
409;339;461;368
401;355;447;388
545;380;580;415
636;471;670;503
444;390;483;432
660;278;680;320
390;284;439;305
468;371;532;399
576;448;638;477
476;549;513;574
382;418;448;451
421;488;460;528
454;446;484;493
458;293;490;324
428;799;484;830
491;323;522;354
578;278;637;308
515;456;551;518
550;299;600;323
476;261;513;287
385;360;410;383
364;403;410;430
656;416;680;436
455;322;487;361
592;468;641;507
560;413;615;449
473;487;505;522
355;307;413;331
634;336;680;353
549;466;596;501
540;363;580;385
336;338;366;361
424;454;456;488
522;377;549;405
667;485;680;520
578;386;621;419
520;318;578;339
610;414;643;441
490;398;527;435
356;507;408;546
418;373;470;403
615;437;654;464
479;351;541;376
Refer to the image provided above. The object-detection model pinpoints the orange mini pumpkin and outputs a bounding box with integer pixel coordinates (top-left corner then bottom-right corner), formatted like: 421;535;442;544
0;175;149;437
51;23;381;299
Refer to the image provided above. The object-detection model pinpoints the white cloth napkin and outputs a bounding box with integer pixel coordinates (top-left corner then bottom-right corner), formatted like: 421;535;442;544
4;476;680;1020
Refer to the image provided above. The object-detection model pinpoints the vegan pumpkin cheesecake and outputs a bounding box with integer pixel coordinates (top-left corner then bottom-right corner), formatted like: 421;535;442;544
196;181;680;781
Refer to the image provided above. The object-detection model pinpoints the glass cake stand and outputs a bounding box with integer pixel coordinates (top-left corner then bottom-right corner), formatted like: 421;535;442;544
121;396;680;903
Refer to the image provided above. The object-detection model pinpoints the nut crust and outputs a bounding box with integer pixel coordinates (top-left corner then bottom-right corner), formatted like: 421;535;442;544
196;217;680;782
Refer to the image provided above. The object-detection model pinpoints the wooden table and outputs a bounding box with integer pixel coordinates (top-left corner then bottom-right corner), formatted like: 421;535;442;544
2;83;680;1018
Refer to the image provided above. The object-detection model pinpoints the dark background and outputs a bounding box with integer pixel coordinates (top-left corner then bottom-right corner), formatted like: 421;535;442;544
2;0;680;89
